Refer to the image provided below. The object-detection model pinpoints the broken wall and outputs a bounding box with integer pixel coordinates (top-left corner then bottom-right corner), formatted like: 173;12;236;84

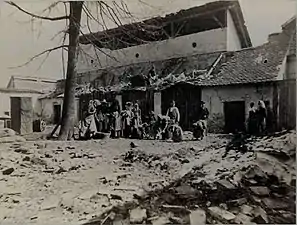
201;84;274;133
77;28;227;73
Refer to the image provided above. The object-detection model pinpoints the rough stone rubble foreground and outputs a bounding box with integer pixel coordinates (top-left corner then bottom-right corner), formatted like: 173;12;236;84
0;129;295;224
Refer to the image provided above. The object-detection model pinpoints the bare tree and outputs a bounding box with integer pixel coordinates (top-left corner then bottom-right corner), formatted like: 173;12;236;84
5;1;150;140
6;1;83;140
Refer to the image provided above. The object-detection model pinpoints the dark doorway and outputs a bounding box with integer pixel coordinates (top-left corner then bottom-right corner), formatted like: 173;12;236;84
11;97;21;133
10;97;33;134
53;104;61;124
161;83;201;130
224;101;245;133
122;90;154;123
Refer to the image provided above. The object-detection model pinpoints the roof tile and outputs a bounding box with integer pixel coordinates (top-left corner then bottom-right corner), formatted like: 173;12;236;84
195;19;295;86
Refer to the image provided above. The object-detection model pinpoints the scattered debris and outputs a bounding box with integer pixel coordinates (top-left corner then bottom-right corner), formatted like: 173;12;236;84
2;168;14;175
252;206;269;224
35;142;47;149
110;194;123;201
130;142;138;148
129;207;147;224
40;196;60;211
189;208;206;225
207;206;236;223
249;186;270;196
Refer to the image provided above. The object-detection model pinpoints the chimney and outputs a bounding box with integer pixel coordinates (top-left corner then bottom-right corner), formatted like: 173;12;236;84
268;32;280;43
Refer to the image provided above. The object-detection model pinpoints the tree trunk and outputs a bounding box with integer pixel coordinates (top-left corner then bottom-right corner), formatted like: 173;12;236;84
58;1;83;141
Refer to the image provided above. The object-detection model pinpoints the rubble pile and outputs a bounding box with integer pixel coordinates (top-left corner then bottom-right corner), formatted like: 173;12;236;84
121;145;203;174
85;131;296;225
0;128;294;224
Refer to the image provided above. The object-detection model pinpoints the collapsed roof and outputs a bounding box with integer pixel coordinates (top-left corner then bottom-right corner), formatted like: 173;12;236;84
74;51;222;95
79;0;251;50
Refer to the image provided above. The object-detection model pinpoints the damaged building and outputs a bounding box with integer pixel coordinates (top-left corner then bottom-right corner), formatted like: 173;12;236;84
75;0;251;127
63;0;295;133
158;16;296;132
198;17;296;133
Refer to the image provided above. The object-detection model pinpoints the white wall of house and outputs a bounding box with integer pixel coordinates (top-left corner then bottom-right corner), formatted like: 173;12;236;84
0;91;41;118
227;9;242;51
35;98;63;123
201;85;273;130
286;55;296;79
77;28;227;73
35;98;80;124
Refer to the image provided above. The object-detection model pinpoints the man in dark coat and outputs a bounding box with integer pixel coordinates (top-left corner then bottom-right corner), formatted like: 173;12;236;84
198;101;209;137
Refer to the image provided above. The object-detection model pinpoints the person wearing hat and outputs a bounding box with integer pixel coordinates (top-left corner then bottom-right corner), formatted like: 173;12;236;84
198;101;209;137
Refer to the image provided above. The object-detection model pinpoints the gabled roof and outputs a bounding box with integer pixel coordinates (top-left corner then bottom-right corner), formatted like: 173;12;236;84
282;16;296;56
79;0;251;49
7;76;57;93
193;17;296;87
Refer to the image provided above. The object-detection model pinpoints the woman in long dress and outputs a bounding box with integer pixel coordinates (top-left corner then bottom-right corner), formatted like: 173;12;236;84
247;102;257;135
121;102;134;138
131;103;143;139
110;104;121;138
257;100;267;135
79;100;97;139
93;99;103;132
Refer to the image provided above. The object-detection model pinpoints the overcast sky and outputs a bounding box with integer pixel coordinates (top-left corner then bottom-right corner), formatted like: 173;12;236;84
0;0;295;87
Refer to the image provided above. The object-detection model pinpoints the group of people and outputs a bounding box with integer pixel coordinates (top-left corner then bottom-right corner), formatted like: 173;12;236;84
247;100;274;135
144;100;209;141
78;96;144;140
78;96;210;142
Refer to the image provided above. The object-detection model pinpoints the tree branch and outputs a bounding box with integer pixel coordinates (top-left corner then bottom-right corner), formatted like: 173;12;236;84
5;1;70;21
8;45;69;69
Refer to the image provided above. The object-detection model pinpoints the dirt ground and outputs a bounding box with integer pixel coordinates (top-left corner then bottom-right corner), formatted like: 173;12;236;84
0;130;295;224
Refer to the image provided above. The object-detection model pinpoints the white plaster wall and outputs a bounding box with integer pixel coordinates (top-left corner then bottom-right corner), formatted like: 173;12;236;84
36;98;80;124
77;28;227;73
227;10;242;51
35;98;63;123
0;92;40;118
286;55;296;79
201;85;273;123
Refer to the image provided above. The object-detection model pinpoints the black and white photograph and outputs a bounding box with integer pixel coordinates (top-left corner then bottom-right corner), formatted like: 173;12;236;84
0;0;296;224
